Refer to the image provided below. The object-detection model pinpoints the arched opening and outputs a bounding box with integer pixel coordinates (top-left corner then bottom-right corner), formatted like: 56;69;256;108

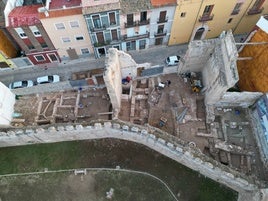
194;27;205;40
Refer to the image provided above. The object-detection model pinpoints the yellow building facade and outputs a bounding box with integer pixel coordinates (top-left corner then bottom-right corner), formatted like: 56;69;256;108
0;29;17;68
237;16;268;92
169;0;268;45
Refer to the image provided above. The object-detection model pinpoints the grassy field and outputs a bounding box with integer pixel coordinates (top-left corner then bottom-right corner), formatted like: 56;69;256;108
0;171;177;201
0;139;238;201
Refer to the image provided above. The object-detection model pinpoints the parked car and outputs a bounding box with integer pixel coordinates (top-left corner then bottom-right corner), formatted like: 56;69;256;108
9;80;34;89
165;55;180;66
36;75;60;84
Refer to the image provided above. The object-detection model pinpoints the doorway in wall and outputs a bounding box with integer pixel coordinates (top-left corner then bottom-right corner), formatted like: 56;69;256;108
194;27;205;40
155;37;163;45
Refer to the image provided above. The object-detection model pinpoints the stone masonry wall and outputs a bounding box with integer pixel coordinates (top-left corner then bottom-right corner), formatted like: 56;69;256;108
0;121;264;200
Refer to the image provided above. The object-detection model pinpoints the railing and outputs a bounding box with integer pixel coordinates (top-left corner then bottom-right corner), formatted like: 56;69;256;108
157;17;168;23
138;19;150;26
93;40;110;47
90;25;106;32
124;21;138;28
231;10;240;15
123;32;149;41
247;7;264;15
154;30;167;37
199;14;214;22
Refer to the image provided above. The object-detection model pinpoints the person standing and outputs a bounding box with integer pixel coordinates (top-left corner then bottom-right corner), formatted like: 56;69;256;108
166;80;171;87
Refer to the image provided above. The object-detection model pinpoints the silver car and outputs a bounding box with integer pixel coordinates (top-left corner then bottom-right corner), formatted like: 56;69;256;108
9;80;34;89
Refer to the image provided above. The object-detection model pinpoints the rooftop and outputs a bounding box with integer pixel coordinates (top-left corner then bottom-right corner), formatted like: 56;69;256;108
120;0;152;14
150;0;177;7
49;0;81;10
39;7;82;18
8;4;41;27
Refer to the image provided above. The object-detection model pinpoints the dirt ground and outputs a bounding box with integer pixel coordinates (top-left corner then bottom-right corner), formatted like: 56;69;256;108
13;87;111;127
11;72;268;183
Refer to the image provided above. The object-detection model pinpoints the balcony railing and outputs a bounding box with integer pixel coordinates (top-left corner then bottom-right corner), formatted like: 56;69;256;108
124;21;138;28
199;14;214;22
154;30;167;37
90;25;106;32
93;40;110;47
123;32;149;41
247;7;264;15
157;17;168;23
138;19;150;26
231;9;240;15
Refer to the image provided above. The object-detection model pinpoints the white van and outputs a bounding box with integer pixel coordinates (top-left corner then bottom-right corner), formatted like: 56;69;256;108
165;55;180;66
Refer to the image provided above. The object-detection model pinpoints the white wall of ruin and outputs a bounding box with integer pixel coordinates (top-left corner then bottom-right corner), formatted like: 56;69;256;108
0;82;15;126
103;49;123;116
214;92;263;107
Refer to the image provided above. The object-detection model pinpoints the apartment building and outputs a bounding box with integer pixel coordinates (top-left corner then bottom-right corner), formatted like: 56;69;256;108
7;4;59;66
149;0;177;46
82;0;121;58
169;0;268;45
237;15;268;92
120;0;152;52
39;0;93;61
0;0;19;68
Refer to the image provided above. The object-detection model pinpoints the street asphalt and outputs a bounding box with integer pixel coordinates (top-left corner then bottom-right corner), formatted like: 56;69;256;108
0;44;188;87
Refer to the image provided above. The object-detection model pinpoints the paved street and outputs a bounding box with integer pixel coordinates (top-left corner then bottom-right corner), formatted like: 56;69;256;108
0;44;188;87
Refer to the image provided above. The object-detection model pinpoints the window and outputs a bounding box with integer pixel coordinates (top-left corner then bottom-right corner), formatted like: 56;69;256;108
109;12;116;25
231;3;243;15
75;35;84;41
20;33;27;38
248;0;265;15
15;27;27;38
41;42;48;48
47;53;58;62
34;55;45;61
159;11;167;22
127;14;134;26
62;37;71;43
139;40;146;50
203;5;214;16
70;21;79;28
30;26;41;36
228;18;233;23
81;48;90;54
157;25;164;34
55;23;65;30
181;12;186;17
92;15;101;28
140;11;147;22
199;5;214;22
111;29;118;41
28;44;35;50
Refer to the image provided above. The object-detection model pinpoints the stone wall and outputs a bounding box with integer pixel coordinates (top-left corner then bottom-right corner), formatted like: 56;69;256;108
0;120;265;199
214;92;263;107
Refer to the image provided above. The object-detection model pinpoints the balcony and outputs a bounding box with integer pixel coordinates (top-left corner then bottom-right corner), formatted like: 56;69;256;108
123;32;149;41
90;25;106;32
93;40;110;47
138;19;150;26
124;21;138;28
248;7;264;15
199;14;214;22
231;10;240;15
154;30;167;37
157;17;168;23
